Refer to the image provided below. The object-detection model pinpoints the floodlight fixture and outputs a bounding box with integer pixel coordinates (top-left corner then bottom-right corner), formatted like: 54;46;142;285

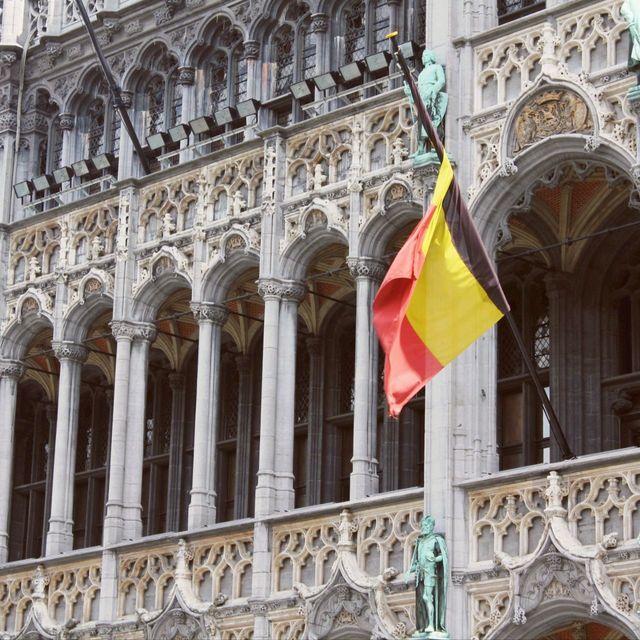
146;132;172;151
168;123;191;143
398;40;423;64
93;153;116;172
289;79;314;102
365;51;392;78
214;106;239;126
32;174;55;192
53;166;74;184
338;60;366;86
189;116;221;137
72;158;96;177
13;180;34;199
313;71;341;91
236;98;261;119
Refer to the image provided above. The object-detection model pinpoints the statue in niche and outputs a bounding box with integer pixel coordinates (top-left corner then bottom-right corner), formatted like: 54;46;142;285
622;0;640;74
405;515;449;639
404;49;448;164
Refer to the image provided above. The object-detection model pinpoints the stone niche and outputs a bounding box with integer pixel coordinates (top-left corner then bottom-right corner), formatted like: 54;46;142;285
512;88;593;154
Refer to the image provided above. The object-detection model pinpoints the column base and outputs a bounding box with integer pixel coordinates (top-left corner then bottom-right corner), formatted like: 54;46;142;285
350;458;379;500
255;472;277;517
188;489;217;529
274;472;295;512
46;518;74;555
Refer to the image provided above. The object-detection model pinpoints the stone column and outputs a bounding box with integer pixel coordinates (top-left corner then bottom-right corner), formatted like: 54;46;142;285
176;67;196;160
188;303;228;529
274;281;306;512
122;324;156;540
103;321;135;545
243;41;261;104
167;372;186;531
255;280;281;517
46;342;88;555
234;355;252;519
116;91;136;180
305;337;323;505
348;258;386;500
0;361;24;563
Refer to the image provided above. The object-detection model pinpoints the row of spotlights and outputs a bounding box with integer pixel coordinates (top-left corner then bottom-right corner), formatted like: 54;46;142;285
14;153;116;199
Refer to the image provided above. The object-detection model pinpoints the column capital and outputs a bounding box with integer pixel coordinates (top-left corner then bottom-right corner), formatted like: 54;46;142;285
177;66;195;85
110;320;157;342
347;257;387;282
0;360;24;380
309;13;329;33
119;91;133;109
58;113;75;131
243;39;260;60
279;280;307;303
52;342;88;363
190;302;229;326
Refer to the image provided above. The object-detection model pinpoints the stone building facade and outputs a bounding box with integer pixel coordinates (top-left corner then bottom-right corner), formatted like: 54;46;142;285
0;0;640;638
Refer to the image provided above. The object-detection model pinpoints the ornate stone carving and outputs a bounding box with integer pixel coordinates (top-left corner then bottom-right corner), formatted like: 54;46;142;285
0;361;25;380
309;13;329;33
243;40;260;60
190;302;229;326
498;158;518;178
347;258;387;282
53;342;89;363
102;18;122;43
279;280;307;303
110;321;137;340
44;43;64;68
58;113;75;131
0;52;18;68
177;66;195;86
512;89;593;154
257;279;281;300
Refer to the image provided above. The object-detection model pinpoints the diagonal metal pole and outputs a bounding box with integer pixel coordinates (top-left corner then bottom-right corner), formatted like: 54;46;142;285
73;0;150;175
387;32;574;460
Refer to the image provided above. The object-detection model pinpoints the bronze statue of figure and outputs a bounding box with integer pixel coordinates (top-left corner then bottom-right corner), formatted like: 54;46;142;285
622;0;640;72
404;49;448;158
405;515;449;638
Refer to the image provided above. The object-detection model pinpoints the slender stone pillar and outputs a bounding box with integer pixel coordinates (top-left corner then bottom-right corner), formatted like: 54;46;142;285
255;280;281;517
305;337;323;505
103;322;135;545
274;281;306;512
167;372;186;531
234;355;252;519
348;258;386;499
122;324;156;540
188;303;228;529
46;342;88;555
0;361;24;563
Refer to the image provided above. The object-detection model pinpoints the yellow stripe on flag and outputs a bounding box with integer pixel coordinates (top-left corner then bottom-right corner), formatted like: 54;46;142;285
406;165;503;366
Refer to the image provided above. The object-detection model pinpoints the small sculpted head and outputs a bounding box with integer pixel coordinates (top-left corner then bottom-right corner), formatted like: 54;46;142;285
422;49;436;65
421;515;435;534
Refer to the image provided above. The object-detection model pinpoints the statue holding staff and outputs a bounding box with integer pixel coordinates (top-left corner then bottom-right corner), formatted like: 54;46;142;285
405;515;449;639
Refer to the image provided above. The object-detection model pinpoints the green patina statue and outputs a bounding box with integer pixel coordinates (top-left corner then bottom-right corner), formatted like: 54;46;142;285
405;515;449;639
622;0;640;72
404;49;448;162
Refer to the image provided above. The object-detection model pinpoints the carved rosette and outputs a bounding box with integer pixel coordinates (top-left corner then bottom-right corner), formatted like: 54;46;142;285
190;302;229;326
58;113;75;131
177;66;195;86
0;361;25;380
53;342;89;363
347;258;387;283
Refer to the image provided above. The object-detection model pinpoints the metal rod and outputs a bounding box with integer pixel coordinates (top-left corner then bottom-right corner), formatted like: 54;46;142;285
388;32;574;460
73;0;151;175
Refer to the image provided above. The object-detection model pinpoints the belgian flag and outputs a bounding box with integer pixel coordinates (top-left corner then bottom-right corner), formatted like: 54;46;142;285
373;152;510;417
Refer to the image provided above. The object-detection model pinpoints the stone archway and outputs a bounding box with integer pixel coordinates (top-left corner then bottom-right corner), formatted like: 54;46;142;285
540;620;631;640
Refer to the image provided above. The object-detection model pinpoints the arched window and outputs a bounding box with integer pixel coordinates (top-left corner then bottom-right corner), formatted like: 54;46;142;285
145;75;166;136
10;382;54;561
274;26;295;96
344;0;366;63
73;367;111;549
210;51;229;112
272;12;315;99
213;191;228;220
76;80;120;163
340;0;395;63
497;273;551;470
87;98;106;157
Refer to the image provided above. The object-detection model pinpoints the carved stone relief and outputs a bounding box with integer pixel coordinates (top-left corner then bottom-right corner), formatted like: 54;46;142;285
512;90;593;154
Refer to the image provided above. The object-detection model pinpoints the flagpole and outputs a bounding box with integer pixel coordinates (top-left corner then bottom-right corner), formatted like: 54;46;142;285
387;33;574;460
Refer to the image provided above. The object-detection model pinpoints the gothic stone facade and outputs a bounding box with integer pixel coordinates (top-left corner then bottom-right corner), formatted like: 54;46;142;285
0;0;640;639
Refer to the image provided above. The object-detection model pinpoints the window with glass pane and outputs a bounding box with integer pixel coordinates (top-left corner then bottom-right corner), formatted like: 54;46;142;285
51;119;64;169
88;99;105;157
373;0;390;52
169;75;182;128
302;27;316;79
210;51;229;112
234;54;248;103
344;0;366;63
145;76;165;136
110;108;121;157
497;0;546;23
275;26;295;96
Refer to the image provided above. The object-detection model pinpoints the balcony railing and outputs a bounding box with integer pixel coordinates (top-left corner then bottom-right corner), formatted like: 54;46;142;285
497;0;546;24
